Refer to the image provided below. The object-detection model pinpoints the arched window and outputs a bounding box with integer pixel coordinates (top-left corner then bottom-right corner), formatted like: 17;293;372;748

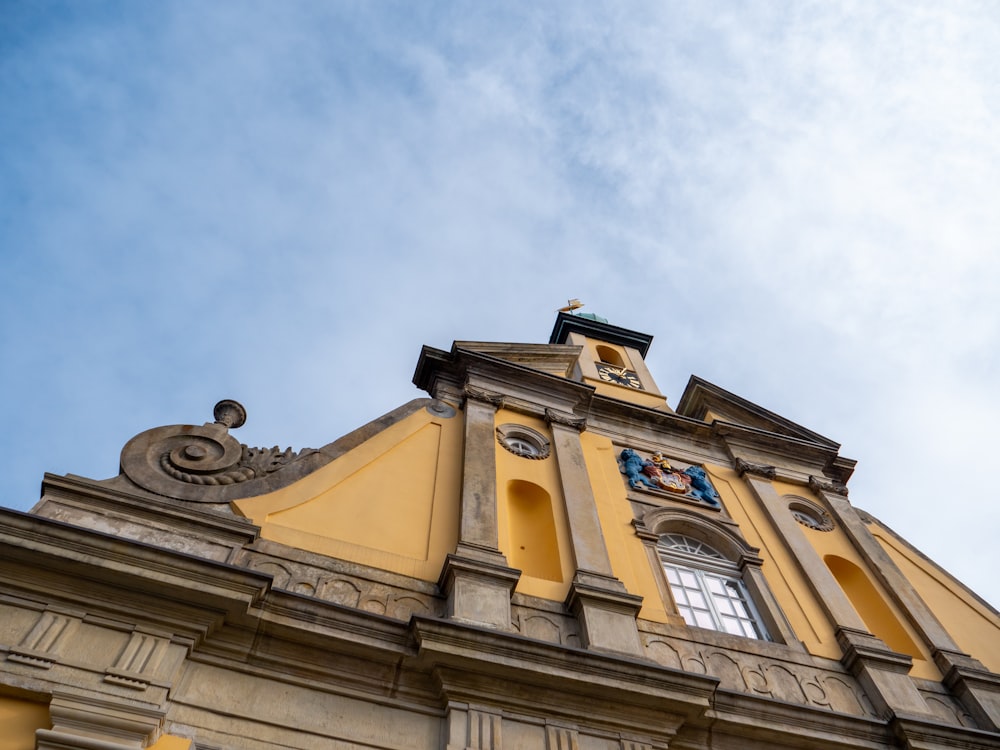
658;533;770;640
595;344;626;368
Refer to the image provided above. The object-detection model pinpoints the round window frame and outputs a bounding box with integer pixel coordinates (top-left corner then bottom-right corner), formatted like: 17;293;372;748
788;498;835;532
496;424;551;460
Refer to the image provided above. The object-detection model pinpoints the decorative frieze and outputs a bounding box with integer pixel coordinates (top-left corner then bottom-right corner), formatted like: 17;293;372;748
244;552;446;621
545;725;580;750
103;631;170;691
468;709;503;750
511;601;581;647
641;628;878;718
7;610;78;669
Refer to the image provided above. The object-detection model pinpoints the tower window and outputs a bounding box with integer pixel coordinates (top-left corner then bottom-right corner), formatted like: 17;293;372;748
658;534;769;640
595;344;626;368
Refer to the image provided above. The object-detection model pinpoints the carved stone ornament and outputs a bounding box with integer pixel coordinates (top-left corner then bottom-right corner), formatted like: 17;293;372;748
496;424;551;459
463;385;505;409
788;498;835;532
734;458;777;480
119;400;332;502
808;475;849;497
544;408;587;432
618;448;722;509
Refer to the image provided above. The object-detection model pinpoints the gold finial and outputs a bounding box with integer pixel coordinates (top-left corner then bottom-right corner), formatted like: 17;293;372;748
557;299;584;313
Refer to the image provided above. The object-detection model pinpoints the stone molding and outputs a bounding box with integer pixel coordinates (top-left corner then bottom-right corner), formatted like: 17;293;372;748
40;692;165;749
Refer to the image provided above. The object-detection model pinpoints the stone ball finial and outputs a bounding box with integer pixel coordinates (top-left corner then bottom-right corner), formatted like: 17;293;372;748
213;399;247;429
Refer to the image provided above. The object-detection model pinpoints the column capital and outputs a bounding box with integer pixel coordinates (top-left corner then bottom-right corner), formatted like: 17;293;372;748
463;385;505;409
544;408;587;431
809;475;849;497
735;457;776;479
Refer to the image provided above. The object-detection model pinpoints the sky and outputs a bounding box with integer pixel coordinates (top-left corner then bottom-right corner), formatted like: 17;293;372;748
2;2;1000;611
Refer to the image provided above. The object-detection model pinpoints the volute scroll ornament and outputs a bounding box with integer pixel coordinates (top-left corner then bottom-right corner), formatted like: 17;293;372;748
119;400;330;502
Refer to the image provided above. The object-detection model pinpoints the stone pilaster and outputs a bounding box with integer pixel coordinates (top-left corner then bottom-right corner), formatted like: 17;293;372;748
438;386;520;631
547;410;643;657
837;627;934;719
935;649;1000;731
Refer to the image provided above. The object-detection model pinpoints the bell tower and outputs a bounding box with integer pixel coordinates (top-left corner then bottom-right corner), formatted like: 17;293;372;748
549;310;671;410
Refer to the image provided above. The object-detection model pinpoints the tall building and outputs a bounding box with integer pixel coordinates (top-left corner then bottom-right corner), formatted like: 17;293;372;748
2;312;999;749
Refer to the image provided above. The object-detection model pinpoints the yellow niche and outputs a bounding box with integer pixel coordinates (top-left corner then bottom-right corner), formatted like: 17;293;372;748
506;479;562;583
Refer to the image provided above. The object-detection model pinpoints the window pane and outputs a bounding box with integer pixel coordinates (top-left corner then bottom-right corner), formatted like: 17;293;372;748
721;616;744;636
694;610;716;629
661;559;769;641
713;594;736;616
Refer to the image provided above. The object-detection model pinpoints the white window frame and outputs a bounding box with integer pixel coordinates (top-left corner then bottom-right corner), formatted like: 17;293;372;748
658;534;770;641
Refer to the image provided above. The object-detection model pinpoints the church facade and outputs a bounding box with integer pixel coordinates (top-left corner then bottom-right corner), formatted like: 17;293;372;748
2;312;1000;749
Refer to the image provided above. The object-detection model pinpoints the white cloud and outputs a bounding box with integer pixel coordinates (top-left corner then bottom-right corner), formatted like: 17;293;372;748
2;1;999;609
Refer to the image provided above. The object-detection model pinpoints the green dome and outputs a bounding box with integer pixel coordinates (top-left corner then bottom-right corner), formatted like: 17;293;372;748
574;311;609;324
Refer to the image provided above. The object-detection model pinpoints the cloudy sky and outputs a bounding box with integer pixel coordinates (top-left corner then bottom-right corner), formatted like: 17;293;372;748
3;2;999;609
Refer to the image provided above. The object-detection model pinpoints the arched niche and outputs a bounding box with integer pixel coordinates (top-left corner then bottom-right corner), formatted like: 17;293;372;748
506;480;562;583
824;554;921;659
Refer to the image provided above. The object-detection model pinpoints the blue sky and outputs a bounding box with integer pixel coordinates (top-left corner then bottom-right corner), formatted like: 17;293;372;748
3;2;1000;608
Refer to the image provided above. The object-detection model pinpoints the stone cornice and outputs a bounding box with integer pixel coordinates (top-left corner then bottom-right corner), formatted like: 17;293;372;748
0;507;269;629
415;344;596;416
410;615;716;730
40;473;261;546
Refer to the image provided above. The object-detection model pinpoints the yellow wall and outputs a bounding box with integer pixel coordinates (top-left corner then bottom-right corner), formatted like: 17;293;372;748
234;404;463;582
149;735;193;750
0;696;48;750
872;522;1000;673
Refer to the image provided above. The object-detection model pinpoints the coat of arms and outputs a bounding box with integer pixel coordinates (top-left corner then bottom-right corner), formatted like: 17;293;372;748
618;448;721;508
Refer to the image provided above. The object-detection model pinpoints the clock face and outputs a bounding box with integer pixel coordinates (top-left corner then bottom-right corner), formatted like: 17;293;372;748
596;363;643;389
